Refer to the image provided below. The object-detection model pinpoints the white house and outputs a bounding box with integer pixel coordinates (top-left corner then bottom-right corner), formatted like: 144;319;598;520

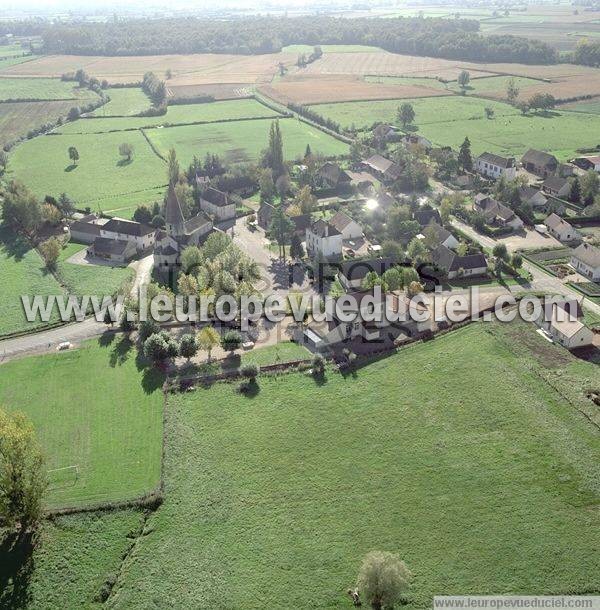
199;187;236;222
100;218;155;252
537;302;593;350
544;213;579;243
432;244;488;280
328;211;362;240
305;219;343;260
475;152;517;180
571;243;600;280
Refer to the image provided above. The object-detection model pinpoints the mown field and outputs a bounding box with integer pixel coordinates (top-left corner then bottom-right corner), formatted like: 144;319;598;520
90;87;151;116
8;129;167;210
100;322;599;609
0;226;63;337
56;98;282;133
145;116;349;164
0;77;97;102
0;339;164;508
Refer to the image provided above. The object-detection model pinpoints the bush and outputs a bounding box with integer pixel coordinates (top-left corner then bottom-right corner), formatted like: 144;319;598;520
221;329;242;352
241;363;259;379
138;319;159;341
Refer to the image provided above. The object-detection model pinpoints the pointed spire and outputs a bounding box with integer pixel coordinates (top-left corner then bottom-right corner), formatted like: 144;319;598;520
165;181;184;233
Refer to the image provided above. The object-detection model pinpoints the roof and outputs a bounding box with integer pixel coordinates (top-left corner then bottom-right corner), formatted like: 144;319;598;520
309;218;341;238
184;213;212;235
377;190;396;209
474;194;516;222
318;162;351;185
414;207;441;227
103;218;154;237
477;152;515;169
518;186;546;202
290;214;312;233
200;187;230;207
345;170;376;185
549;304;588;339
329;211;358;233
542;176;569;191
91;237;130;256
544;212;573;232
521;149;558;168
571;243;600;268
338;257;392;282
363;154;402;179
432;244;487;273
165;182;185;227
423;222;454;246
70;220;101;236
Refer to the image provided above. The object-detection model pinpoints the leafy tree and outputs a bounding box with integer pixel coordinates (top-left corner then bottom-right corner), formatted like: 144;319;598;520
349;139;364;166
401;267;419;288
458;137;472;171
241;363;259;381
68;146;79;165
407;280;424;296
311;354;325;376
484;106;495;119
202;232;232;261
197;326;220;361
167;147;179;184
0;407;47;531
42;203;62;226
275;173;291;200
356;551;411;610
144;333;169;362
264;120;285;178
57;192;75;218
528;92;556;112
138;319;159;341
506;77;520;103
407;236;427;262
290;232;305;259
457;70;470;89
269;205;294;261
382;267;402;291
516;101;529;115
362;271;383;291
511;252;523;269
259;168;276;204
493;243;509;261
570;177;581;203
179;334;198;360
133;205;153;225
456;241;469;256
177;273;199;298
221;329;242;353
581;170;600;204
381;240;404;262
74;68;88;86
293;185;317;214
118;142;134;162
397;102;415;128
0;151;8;174
67;107;80;121
39;237;62;269
181;245;203;274
1;180;42;235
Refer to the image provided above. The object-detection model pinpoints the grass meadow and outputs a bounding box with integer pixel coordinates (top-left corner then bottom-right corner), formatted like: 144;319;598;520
0;338;164;508
0;226;63;337
104;322;599;609
146;116;349;164
0;77;97;102
90;87;151;116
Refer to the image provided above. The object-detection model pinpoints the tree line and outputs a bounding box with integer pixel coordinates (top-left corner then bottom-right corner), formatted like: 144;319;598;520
0;16;558;65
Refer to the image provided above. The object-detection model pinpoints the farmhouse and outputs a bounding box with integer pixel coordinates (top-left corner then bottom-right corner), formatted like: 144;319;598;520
475;152;516;181
570;243;600;280
154;182;214;276
89;237;137;264
338;257;393;292
544;213;579;243
536;302;593;350
572;156;600;172
521;149;558;178
361;154;402;183
100;218;155;252
421;222;459;250
517;186;548;209
199;187;235;222
317;162;352;190
473;194;524;231
305;219;343;260
542;176;570;199
69;215;103;244
432;244;488;280
328;211;362;240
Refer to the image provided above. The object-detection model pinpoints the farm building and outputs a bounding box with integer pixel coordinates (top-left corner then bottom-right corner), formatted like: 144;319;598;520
401;133;432;152
100;218;155;252
199;187;236;222
542;176;570;199
69;215;103;244
361;154;402;183
521;149;558;178
373;124;397;143
420;223;459;251
431;244;488;280
570;243;600;280
518;186;548;210
572;156;600;172
89;237;137;264
474;152;516;181
544;213;579;243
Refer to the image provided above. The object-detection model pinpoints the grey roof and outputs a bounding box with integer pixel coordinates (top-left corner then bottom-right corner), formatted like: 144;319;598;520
542;176;568;192
165;182;185;227
572;243;600;268
424;222;453;246
291;214;312;233
103;218;154;237
92;237;130;256
70;220;101;236
474;194;516;222
544;213;573;232
414;207;441;227
477;152;515;169
518;186;546;202
184;213;212;235
432;244;487;273
521;149;558;168
309;218;341;238
329;211;357;233
200;187;230;207
318;162;350;185
338;257;392;282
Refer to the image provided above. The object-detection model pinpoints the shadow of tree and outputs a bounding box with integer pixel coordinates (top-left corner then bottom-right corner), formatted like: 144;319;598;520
0;531;36;609
64;164;78;172
109;336;133;367
0;227;31;262
116;158;133;168
135;349;166;394
98;331;115;348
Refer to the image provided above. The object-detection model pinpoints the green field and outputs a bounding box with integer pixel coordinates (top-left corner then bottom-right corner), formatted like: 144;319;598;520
8;129;167;209
447;75;542;95
90;87;151;117
0;339;164;508
563;98;600;114
309;96;600;159
0;77;97;102
0;44;29;58
0;226;63;337
145;116;349;164
55;242;135;297
92;185;167;219
365;75;451;89
57;99;282;134
103;322;599;608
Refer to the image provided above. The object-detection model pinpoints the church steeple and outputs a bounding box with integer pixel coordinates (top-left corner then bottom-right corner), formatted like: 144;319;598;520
165;181;185;236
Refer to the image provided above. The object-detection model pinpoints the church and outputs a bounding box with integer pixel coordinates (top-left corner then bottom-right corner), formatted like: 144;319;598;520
154;182;214;280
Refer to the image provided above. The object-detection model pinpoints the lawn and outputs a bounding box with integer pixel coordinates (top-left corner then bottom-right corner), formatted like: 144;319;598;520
107;322;600;609
145;116;349;164
0;77;97;101
57;99;282;134
7;129;167;210
0;338;164;508
93;185;167;219
0;226;63;338
90;87;151;116
55;241;134;297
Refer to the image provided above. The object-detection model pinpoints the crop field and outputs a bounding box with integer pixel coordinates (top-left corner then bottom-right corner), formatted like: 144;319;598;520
8;129;167;210
0;227;63;337
90;87;151;116
0;100;75;147
167;82;252;101
0;77;97;102
56;98;283;133
281;44;385;53
0;339;164;508
0;52;296;85
145;116;349;164
103;322;599;608
55;242;135;297
447;75;542;96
